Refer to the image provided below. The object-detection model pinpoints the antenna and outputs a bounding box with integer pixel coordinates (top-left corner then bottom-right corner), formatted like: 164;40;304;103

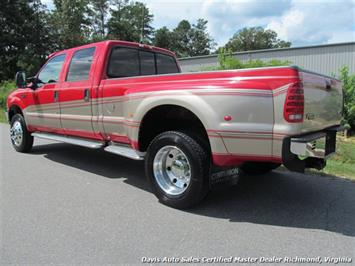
140;5;144;43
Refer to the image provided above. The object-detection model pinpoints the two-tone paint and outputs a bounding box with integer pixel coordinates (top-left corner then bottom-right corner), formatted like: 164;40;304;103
7;40;343;167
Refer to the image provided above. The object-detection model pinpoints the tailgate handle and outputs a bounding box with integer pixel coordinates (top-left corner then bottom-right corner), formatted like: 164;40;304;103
84;89;90;102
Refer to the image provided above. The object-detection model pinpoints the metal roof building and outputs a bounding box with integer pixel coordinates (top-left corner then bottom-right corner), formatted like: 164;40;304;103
178;42;355;76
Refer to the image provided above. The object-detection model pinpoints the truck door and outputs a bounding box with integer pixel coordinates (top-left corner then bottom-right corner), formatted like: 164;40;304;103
27;53;66;133
99;46;156;144
58;47;99;139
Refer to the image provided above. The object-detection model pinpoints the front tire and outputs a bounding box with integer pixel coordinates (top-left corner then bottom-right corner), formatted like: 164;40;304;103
10;114;33;153
145;131;210;209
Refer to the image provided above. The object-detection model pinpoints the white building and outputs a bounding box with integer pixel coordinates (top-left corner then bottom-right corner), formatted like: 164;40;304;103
179;42;355;76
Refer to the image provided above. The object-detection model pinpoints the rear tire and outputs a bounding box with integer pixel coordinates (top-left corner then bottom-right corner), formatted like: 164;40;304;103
145;131;210;209
241;162;281;175
10;114;33;153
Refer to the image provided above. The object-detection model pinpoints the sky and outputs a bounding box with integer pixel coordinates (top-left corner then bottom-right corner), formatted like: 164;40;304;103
41;0;355;47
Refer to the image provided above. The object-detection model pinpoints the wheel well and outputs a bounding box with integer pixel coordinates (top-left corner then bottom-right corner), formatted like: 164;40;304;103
8;105;23;123
138;105;210;152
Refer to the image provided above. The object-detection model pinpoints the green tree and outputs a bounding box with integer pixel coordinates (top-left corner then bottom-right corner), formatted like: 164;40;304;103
107;1;154;43
339;66;355;131
90;0;110;40
0;0;53;81
163;19;215;57
224;26;291;52
188;19;215;56
50;0;92;49
153;26;175;51
18;0;55;76
201;48;291;71
172;20;192;57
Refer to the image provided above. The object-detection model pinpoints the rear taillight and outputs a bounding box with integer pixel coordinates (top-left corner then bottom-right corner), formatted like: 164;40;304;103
284;82;304;123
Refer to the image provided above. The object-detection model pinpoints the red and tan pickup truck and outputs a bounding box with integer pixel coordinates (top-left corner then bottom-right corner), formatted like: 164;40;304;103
7;40;344;208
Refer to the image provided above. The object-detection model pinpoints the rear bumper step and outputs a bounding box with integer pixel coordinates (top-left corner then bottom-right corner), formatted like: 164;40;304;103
290;125;345;159
290;132;328;159
283;125;344;172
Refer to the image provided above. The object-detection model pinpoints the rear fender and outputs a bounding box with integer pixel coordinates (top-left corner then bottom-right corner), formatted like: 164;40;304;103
130;93;228;155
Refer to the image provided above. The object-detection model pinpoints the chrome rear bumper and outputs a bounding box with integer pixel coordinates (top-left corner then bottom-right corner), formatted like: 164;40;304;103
290;125;345;159
291;132;329;159
283;125;345;172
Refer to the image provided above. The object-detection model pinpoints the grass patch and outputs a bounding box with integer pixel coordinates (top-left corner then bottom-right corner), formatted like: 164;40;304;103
0;111;8;123
316;136;355;180
0;81;15;123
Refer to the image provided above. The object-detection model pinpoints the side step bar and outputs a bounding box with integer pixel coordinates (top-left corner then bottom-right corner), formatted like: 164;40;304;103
104;145;145;160
32;132;104;149
32;132;145;160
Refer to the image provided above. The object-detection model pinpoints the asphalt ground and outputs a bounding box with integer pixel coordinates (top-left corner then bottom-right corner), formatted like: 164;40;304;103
1;123;354;265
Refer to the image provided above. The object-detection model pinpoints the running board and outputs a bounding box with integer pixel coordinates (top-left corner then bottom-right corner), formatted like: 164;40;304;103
104;145;145;160
31;132;104;149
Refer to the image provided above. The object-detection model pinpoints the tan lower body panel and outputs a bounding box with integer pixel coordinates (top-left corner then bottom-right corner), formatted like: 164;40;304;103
23;86;295;162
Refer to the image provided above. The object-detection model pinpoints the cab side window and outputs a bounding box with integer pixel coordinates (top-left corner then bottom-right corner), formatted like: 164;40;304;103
107;46;180;79
37;54;66;86
107;47;140;78
66;47;95;82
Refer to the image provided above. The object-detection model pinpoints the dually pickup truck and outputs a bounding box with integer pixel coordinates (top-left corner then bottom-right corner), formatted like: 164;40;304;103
7;40;344;208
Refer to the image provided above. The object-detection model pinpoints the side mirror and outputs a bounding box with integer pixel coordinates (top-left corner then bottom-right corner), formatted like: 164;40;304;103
15;71;26;88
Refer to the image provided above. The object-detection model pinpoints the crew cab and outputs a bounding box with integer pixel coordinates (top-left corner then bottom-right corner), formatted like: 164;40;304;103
7;40;344;208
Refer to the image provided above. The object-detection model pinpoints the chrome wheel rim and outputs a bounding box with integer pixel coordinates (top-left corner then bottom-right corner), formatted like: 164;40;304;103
153;146;191;196
10;121;23;147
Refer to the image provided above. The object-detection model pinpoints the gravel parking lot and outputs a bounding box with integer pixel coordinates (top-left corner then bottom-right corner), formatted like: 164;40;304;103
1;123;354;265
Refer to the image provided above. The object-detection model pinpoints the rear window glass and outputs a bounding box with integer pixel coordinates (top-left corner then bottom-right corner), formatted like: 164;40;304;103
107;47;139;78
140;51;156;76
156;54;179;74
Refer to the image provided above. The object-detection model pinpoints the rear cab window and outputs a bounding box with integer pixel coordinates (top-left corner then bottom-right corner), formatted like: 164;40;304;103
107;47;140;78
107;46;179;78
139;50;155;76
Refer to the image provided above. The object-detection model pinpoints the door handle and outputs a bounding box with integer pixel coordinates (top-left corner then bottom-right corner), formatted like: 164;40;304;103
54;91;59;102
84;89;90;102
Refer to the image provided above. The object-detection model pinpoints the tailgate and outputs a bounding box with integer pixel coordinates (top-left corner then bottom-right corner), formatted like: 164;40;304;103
299;70;343;133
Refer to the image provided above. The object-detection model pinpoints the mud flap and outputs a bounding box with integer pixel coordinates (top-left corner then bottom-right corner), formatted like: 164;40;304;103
209;166;240;188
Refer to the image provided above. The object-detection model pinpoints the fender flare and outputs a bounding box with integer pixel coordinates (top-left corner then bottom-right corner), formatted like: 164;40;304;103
132;94;218;140
7;98;25;123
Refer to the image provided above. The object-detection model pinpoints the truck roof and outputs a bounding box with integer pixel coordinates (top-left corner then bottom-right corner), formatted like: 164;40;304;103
48;40;176;59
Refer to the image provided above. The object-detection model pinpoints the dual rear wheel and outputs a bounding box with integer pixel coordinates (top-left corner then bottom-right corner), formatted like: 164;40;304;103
145;131;280;208
145;131;210;209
